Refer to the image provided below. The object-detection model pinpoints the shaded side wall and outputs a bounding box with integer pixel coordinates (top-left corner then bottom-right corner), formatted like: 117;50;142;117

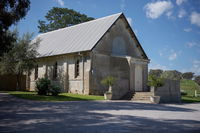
90;53;130;99
0;75;26;91
155;79;181;103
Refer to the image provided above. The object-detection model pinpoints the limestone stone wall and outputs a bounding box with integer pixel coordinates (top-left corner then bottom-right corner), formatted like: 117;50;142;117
28;52;91;94
90;17;149;99
155;79;181;103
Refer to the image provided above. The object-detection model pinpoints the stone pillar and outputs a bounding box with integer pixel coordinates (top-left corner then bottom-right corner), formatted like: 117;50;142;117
63;62;69;92
84;70;91;95
129;62;135;91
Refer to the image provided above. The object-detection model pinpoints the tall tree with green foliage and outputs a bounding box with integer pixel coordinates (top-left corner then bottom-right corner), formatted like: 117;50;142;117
161;70;182;80
0;0;30;56
149;69;163;78
38;7;94;33
182;72;194;80
0;31;40;89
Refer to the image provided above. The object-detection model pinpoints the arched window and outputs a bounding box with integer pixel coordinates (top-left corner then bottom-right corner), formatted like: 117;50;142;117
75;59;80;78
35;64;38;80
53;62;58;80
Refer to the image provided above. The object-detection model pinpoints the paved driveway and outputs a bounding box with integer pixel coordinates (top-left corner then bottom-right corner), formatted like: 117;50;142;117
0;93;200;133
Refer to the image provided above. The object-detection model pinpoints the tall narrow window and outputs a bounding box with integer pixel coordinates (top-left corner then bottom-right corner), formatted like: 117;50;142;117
75;59;80;78
35;64;38;80
53;62;58;80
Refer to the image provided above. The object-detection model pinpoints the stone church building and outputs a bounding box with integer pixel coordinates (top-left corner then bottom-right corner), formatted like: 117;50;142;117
28;13;149;99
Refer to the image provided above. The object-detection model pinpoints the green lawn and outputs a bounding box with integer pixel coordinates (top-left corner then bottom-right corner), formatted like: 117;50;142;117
180;79;200;103
8;91;104;101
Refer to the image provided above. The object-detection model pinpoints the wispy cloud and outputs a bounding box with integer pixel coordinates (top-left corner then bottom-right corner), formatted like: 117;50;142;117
186;42;200;48
190;12;200;27
181;60;200;75
159;48;181;61
192;60;200;74
183;28;192;32
178;9;186;18
144;1;173;19
120;0;126;11
55;0;65;7
176;0;187;6
149;60;168;70
168;52;177;61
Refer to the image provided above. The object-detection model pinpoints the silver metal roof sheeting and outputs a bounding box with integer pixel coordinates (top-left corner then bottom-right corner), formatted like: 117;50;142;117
34;13;122;57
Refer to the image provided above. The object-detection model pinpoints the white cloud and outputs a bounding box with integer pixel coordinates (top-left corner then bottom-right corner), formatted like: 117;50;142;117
149;60;168;70
144;1;173;19
191;60;200;74
168;52;177;61
120;0;126;11
159;48;181;61
186;42;200;48
55;0;65;7
181;60;200;75
178;9;186;18
127;17;132;26
176;0;187;5
190;12;200;27
183;28;192;32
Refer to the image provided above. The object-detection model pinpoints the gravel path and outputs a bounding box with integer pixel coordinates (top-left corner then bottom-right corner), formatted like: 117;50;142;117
0;93;200;133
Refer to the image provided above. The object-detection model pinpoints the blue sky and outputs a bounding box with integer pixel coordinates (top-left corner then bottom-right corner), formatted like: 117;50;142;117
13;0;200;75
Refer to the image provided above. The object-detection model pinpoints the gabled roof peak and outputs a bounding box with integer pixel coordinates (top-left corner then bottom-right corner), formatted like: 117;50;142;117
35;12;123;57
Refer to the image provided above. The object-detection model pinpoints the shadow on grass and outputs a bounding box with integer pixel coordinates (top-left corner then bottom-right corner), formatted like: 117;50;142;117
182;96;200;103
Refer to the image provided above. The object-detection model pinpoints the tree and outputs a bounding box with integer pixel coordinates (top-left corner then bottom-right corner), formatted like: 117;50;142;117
38;7;94;33
194;76;200;86
182;72;194;80
0;0;30;56
161;70;182;80
149;69;163;78
0;31;40;89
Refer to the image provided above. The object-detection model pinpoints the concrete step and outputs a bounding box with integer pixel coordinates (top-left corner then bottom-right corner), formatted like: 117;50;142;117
131;92;154;103
133;92;154;96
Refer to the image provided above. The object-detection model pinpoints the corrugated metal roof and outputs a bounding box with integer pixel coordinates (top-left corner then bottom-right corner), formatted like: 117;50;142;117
34;12;122;57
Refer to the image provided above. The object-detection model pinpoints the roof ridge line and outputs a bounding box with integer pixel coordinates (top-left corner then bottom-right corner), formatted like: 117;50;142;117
38;12;123;37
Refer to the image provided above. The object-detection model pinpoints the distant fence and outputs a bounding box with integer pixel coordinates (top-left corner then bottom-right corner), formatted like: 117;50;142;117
0;75;26;91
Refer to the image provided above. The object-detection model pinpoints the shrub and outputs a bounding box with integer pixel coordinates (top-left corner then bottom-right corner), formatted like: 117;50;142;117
49;85;61;96
148;75;164;88
101;76;116;92
36;78;51;95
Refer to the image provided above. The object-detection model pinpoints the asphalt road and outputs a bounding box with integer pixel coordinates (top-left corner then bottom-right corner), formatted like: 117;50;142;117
0;93;200;133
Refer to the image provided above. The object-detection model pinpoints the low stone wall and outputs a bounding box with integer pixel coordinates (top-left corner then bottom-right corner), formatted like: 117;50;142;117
0;75;26;91
155;79;181;103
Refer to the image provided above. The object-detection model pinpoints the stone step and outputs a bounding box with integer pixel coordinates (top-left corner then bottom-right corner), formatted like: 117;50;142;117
134;92;154;95
132;97;151;100
132;92;154;103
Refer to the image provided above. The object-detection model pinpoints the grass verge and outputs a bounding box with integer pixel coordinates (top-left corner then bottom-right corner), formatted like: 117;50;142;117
182;96;200;103
180;79;200;103
7;91;104;101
